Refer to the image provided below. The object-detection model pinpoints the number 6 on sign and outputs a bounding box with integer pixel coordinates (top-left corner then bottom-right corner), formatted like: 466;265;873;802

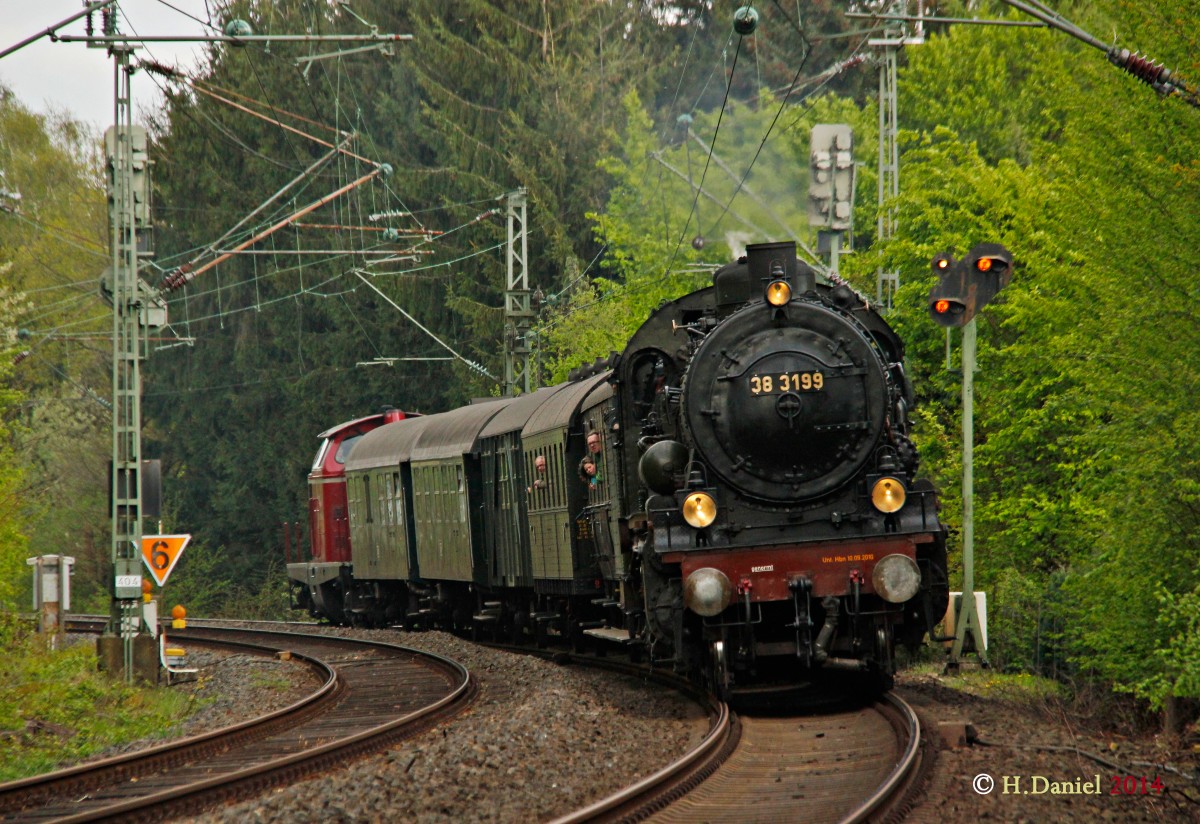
141;534;192;587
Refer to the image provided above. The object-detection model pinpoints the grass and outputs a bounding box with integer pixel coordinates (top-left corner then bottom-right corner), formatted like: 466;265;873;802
907;659;1069;704
0;622;197;782
247;668;293;692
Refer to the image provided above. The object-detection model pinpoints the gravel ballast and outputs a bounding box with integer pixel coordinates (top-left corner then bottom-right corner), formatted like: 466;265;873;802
193;626;709;823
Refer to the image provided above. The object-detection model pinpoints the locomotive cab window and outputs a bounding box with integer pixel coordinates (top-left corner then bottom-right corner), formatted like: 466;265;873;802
311;438;332;471
335;434;364;465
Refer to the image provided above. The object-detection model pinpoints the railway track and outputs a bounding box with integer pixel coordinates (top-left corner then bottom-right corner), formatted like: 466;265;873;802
559;691;924;823
0;624;474;823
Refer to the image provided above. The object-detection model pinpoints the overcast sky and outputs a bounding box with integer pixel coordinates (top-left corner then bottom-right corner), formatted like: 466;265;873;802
0;2;211;130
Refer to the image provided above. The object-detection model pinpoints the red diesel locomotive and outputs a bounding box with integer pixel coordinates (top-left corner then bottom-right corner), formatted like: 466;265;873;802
289;408;413;620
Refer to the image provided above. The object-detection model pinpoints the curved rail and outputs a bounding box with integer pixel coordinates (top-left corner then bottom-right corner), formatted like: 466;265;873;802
461;642;735;824
839;692;924;823
0;625;474;823
562;690;923;823
551;696;735;824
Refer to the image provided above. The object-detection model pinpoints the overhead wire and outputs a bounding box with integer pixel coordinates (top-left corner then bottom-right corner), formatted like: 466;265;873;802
658;34;745;285
134;1;461;354
700;4;814;240
539;3;870;332
8;212;109;260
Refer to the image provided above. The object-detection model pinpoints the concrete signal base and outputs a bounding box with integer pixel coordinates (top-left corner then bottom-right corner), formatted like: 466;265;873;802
96;634;159;684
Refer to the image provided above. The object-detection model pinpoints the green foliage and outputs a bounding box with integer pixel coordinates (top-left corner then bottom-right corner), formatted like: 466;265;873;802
0;297;27;606
0;89;107;609
900;12;1077;166
1147;585;1200;707
159;545;292;621
0;618;193;780
889;0;1200;715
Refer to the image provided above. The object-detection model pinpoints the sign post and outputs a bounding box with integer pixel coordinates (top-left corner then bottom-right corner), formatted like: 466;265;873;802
141;534;191;587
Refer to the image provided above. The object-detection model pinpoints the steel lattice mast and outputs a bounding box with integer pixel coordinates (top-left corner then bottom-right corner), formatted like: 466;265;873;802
106;44;145;678
503;188;532;396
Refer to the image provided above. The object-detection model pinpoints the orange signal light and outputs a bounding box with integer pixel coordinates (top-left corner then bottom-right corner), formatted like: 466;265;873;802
976;257;994;272
934;299;951;314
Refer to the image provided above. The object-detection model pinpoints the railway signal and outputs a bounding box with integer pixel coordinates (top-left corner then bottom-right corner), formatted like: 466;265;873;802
808;124;855;278
931;242;1015;672
928;243;1012;327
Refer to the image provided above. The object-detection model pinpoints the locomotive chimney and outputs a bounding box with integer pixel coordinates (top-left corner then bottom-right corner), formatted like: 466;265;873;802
746;241;815;295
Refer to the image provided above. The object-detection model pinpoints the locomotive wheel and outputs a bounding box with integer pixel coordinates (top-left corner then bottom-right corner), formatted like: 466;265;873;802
568;618;587;654
709;640;731;701
867;628;896;695
510;611;529;644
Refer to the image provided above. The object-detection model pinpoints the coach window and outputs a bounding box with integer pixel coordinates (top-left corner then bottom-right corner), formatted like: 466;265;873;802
392;472;403;528
530;453;548;506
557;445;565;507
377;473;388;526
364;475;373;523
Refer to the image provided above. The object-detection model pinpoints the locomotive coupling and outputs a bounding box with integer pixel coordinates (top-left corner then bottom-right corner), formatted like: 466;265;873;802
813;596;840;664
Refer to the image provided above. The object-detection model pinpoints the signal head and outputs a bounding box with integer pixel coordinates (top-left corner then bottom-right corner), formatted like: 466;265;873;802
930;297;971;327
965;243;1013;286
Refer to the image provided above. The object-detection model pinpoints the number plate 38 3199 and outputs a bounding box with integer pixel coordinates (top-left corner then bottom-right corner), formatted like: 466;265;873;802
749;371;824;396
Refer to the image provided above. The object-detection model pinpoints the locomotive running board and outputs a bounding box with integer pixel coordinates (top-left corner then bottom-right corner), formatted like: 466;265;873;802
582;627;632;644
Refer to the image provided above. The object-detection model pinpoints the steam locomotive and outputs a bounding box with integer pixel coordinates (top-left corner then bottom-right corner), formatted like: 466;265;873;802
288;241;948;694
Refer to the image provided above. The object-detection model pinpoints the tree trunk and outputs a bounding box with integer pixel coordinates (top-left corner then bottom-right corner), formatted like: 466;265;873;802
1163;692;1183;738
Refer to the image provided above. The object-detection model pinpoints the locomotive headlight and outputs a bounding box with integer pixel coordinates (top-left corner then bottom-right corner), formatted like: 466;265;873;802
871;553;922;603
682;491;718;528
766;280;792;306
684;567;733;616
870;477;907;513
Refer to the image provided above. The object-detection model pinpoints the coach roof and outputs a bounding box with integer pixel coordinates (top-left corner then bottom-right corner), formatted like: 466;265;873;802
522;372;611;439
410;397;512;462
